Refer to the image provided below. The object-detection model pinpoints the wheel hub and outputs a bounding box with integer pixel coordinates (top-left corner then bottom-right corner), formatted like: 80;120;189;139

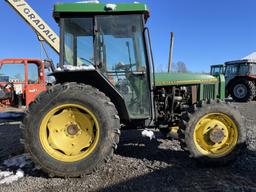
39;104;100;162
234;84;247;98
193;113;238;157
209;126;225;143
67;124;80;136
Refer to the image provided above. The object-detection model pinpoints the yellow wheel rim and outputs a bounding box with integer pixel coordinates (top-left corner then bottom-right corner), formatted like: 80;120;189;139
193;113;238;158
39;104;100;162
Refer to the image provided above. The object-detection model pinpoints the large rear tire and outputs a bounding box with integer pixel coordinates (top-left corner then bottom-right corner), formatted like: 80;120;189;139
179;101;246;165
230;79;255;102
21;83;120;177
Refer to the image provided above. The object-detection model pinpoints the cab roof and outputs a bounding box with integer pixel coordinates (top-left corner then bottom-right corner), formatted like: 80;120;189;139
225;59;256;65
53;2;149;21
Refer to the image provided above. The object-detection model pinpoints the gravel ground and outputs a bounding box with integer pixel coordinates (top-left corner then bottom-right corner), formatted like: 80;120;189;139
0;102;256;192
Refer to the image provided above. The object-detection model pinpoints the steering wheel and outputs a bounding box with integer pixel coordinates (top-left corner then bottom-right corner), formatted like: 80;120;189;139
2;82;14;90
79;57;94;66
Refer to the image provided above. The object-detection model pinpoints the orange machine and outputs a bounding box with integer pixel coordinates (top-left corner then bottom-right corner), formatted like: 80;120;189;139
0;58;46;112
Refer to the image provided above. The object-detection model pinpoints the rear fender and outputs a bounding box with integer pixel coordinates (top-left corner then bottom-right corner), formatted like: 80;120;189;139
50;70;130;122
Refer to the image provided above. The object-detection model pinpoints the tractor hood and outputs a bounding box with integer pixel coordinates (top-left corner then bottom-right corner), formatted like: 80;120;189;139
155;72;218;86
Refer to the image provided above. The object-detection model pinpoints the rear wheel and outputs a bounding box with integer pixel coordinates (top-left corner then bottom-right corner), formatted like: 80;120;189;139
21;83;120;177
230;79;255;102
179;101;246;165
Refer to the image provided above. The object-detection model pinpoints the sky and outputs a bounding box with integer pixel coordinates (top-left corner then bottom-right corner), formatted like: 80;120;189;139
0;0;256;73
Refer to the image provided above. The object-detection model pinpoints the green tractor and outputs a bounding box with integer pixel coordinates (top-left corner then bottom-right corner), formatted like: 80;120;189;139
22;2;246;177
210;64;225;76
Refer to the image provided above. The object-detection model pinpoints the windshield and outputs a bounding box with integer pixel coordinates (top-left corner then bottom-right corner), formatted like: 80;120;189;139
211;66;223;75
225;63;251;76
95;15;146;72
0;64;25;82
225;65;238;75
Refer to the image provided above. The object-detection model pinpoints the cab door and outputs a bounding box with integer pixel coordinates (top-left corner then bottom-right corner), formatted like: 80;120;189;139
95;15;151;119
225;64;238;85
24;61;46;106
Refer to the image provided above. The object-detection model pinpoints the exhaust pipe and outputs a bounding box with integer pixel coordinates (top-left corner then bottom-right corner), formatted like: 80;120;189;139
168;32;174;73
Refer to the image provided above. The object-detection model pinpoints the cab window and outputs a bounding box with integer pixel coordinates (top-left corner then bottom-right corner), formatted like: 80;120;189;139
225;65;238;75
28;64;39;84
0;64;25;82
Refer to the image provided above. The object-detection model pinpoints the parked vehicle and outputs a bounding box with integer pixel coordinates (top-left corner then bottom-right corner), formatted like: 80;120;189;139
0;0;60;114
19;2;247;177
211;59;256;102
210;64;225;76
225;60;256;102
0;58;46;111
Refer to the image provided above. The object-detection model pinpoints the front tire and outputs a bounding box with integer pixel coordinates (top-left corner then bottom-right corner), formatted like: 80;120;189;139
180;101;246;165
21;83;120;177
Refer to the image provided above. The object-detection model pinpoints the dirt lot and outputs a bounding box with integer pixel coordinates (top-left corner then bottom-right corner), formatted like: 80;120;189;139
0;102;256;192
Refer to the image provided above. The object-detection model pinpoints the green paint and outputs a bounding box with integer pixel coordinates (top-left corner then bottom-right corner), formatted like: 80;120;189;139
199;84;204;100
218;74;225;100
54;3;149;14
155;73;220;101
53;2;223;102
155;72;218;86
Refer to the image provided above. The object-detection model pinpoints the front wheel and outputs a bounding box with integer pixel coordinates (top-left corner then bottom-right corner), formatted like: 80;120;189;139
180;101;246;165
22;83;120;177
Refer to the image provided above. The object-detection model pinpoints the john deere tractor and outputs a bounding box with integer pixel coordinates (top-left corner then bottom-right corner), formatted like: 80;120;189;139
210;64;225;76
22;2;246;177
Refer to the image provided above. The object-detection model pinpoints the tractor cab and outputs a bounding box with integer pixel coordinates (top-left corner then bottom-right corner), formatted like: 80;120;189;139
53;3;152;120
210;64;225;76
225;59;256;77
225;59;256;86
